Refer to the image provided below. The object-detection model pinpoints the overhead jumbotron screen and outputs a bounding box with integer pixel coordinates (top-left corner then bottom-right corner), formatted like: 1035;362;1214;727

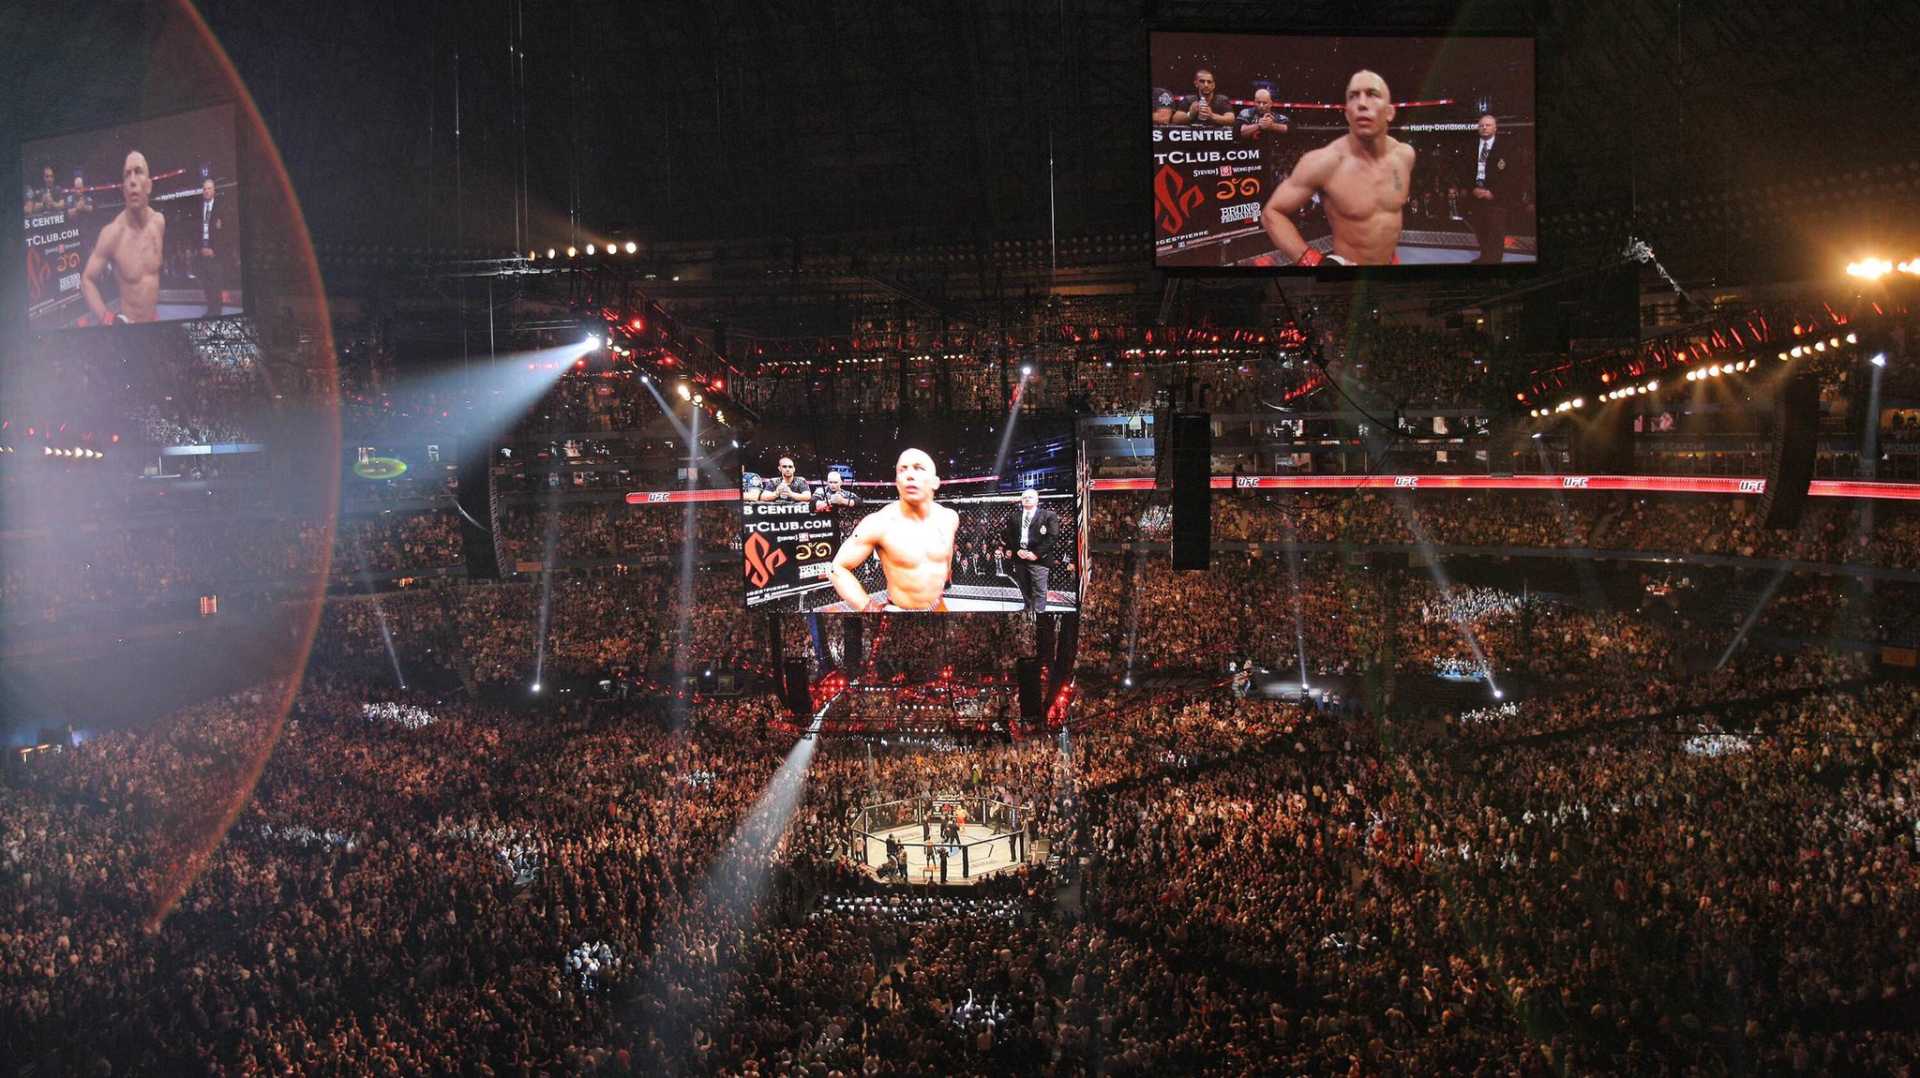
22;103;244;331
1150;31;1535;269
739;416;1081;615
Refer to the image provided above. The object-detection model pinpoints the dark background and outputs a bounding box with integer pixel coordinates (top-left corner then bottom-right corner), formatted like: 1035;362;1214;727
2;1;1917;300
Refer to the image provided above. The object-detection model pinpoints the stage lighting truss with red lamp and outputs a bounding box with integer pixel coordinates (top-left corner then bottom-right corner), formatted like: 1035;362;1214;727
1516;303;1882;421
1529;329;1869;418
585;303;755;425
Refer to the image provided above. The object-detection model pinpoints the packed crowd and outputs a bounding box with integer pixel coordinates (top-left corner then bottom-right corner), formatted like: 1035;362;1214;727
5;615;1915;1075
334;511;463;575
0;683;1073;1074
497;503;738;566
1080;552;1678;691
1095;490;1920;571
0;517;325;626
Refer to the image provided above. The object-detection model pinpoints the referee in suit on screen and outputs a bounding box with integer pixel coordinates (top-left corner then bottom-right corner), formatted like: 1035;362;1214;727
1001;488;1062;614
1467;114;1524;264
194;178;230;316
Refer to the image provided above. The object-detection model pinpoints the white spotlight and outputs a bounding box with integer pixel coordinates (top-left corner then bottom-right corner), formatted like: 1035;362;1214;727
531;682;542;693
1021;365;1033;377
585;243;596;255
624;241;637;254
1871;354;1887;368
584;334;602;349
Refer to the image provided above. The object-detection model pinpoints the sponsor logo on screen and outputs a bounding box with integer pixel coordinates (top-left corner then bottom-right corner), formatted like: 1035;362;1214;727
1738;479;1766;494
742;532;789;589
1153;164;1206;236
1561;476;1589;489
1394;476;1420;488
1219;201;1261;225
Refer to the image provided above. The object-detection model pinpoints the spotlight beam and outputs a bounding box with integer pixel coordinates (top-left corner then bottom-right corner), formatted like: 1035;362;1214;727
1839;359;1887;642
1281;520;1311;690
1121;524;1148;684
1390;495;1499;695
641;694;831;1053
362;343;582;481
636;376;734;488
351;532;408;690
1531;439;1612;613
989;376;1027;483
533;480;560;692
670;409;702;726
1714;565;1792;671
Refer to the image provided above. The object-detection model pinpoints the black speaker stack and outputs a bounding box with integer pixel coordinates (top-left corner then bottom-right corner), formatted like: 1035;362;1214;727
1168;412;1212;570
782;658;811;718
1757;372;1821;530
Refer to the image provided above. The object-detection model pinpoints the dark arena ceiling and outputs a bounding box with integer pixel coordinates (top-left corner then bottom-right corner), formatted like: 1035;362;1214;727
6;0;1917;285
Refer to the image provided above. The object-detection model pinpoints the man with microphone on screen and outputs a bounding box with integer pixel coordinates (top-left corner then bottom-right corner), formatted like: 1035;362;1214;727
827;448;958;612
1258;70;1415;267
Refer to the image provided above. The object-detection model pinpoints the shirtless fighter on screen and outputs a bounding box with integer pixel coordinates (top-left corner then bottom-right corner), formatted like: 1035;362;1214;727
828;449;959;612
81;151;166;324
1259;70;1414;266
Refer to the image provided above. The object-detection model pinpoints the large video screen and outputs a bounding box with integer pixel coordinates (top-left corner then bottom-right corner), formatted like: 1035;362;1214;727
740;416;1081;614
23;103;244;331
1150;32;1535;268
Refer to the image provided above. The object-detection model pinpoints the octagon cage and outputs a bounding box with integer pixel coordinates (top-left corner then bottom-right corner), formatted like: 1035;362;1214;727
851;794;1029;886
